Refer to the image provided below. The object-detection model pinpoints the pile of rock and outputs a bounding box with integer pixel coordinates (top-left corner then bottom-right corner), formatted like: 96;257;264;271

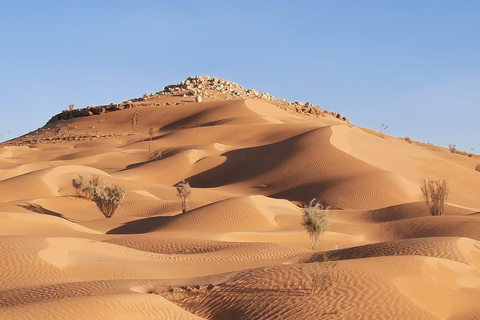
46;103;134;124
156;76;349;122
157;75;263;100
43;75;349;128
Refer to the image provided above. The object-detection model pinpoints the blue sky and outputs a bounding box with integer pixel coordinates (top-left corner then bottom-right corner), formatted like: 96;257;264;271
1;0;479;152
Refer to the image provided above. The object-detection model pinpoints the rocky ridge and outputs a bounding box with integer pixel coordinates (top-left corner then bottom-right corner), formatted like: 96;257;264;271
46;76;349;125
2;76;349;146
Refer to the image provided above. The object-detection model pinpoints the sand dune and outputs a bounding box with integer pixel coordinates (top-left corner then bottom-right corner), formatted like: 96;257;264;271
1;78;479;319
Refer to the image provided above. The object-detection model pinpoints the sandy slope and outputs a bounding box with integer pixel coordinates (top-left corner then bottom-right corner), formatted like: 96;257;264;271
1;92;480;319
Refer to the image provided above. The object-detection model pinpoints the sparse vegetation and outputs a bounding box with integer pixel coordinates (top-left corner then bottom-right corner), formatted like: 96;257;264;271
72;174;126;218
91;183;126;218
447;143;472;157
72;174;103;199
379;123;388;138
468;148;475;158
448;143;456;153
176;180;191;214
420;179;448;216
148;126;155;153
131;108;140;132
302;199;329;250
404;136;412;144
310;252;337;294
72;175;88;198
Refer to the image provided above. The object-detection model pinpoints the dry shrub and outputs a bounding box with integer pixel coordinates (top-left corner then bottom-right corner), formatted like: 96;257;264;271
72;175;87;198
448;143;471;157
310;252;337;294
72;175;102;199
379;123;388;138
421;179;448;216
73;175;101;198
72;175;126;218
148;126;155;153
448;143;456;153
302;199;329;250
92;184;126;218
131;108;140;132
475;164;480;172
300;252;337;295
176;180;191;213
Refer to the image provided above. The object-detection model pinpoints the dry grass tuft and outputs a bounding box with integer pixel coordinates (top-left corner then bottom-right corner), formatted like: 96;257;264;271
302;199;329;250
176;180;191;213
421;179;448;216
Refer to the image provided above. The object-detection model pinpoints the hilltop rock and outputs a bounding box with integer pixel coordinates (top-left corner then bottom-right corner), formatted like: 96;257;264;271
32;75;351;134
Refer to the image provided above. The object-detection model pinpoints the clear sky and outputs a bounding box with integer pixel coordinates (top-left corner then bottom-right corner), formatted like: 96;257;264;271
1;0;479;152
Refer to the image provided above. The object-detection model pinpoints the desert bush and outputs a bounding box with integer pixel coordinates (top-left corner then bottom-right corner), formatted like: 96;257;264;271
447;143;471;157
83;175;102;199
404;136;412;144
310;252;337;294
131;108;140;132
421;179;448;216
448;143;456;153
72;175;102;199
475;164;480;172
72;175;88;198
72;175;125;218
176;180;191;213
91;183;126;218
302;199;329;249
148;126;155;152
379;123;388;138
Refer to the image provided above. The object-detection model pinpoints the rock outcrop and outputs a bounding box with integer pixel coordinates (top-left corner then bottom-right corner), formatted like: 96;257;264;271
44;75;349;126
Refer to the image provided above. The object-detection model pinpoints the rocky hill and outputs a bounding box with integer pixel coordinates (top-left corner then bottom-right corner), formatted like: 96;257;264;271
2;76;348;146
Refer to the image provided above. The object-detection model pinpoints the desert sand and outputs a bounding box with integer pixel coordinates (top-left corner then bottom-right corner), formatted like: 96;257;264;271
1;76;479;319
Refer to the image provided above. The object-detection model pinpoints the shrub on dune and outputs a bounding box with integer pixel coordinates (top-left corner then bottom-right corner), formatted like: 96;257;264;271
302;199;329;250
148;126;155;153
72;174;126;218
421;179;448;216
72;175;87;198
91;183;126;218
176;180;191;214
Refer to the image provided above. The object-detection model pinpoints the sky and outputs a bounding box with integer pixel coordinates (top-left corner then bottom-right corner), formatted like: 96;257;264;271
0;0;479;152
